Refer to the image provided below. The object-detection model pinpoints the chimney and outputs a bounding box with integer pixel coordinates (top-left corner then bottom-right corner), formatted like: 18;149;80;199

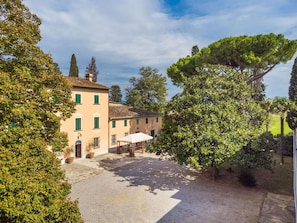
85;72;93;82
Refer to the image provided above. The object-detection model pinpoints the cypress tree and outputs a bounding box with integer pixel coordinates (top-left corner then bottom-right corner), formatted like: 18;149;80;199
69;53;79;77
109;85;122;102
85;56;99;82
287;57;297;129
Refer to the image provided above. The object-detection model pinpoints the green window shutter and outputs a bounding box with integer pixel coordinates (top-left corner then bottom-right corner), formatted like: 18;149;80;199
75;94;81;104
94;95;99;104
112;120;116;128
94;137;100;148
75;118;81;130
124;120;127;127
94;117;99;129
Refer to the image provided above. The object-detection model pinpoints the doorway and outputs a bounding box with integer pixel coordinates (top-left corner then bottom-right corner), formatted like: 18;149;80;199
75;140;82;158
150;130;155;138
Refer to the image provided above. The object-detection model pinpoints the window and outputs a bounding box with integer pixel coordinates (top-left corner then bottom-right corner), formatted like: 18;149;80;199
124;119;127;127
75;94;81;104
124;132;129;136
75;118;81;131
111;134;117;145
156;117;159;123
112;120;116;128
94;137;100;148
94;95;99;104
136;119;139;125
146;118;148;124
94;117;99;129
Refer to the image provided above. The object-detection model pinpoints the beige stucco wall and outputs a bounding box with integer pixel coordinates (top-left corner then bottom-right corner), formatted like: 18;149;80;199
130;116;162;136
109;116;163;149
60;86;109;161
109;118;131;148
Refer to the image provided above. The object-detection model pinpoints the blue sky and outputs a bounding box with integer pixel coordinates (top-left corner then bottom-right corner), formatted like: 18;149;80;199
24;0;297;99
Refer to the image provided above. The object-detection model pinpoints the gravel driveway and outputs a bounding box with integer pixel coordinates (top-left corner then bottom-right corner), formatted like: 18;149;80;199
63;152;295;223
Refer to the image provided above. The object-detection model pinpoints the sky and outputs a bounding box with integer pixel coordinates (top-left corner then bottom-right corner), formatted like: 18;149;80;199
24;0;297;100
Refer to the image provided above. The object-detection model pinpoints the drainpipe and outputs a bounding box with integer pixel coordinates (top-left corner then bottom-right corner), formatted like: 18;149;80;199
293;128;297;219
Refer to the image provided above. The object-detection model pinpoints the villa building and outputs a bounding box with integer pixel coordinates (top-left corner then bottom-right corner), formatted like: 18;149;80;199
59;75;163;163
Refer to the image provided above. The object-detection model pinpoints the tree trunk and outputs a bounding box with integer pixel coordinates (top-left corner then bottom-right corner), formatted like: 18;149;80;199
212;166;219;181
265;113;269;132
280;116;285;164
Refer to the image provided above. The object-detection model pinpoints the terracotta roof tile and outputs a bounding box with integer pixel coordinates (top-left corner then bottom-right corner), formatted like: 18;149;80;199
109;102;162;119
64;76;109;90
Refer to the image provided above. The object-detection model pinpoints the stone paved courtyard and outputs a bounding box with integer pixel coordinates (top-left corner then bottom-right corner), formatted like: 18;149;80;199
62;152;295;223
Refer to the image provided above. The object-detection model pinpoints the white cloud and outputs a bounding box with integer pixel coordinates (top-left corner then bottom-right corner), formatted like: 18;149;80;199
24;0;297;99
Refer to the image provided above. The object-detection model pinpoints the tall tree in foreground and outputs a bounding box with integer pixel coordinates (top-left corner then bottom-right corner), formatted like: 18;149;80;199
109;85;122;102
85;56;99;82
125;66;167;112
149;65;263;178
69;53;79;77
0;1;82;222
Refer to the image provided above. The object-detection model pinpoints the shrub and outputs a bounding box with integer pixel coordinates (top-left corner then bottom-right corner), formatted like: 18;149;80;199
275;133;293;157
232;132;275;170
238;171;257;187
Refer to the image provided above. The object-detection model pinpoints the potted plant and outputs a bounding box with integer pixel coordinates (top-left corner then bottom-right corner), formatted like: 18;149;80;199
64;147;74;164
86;142;95;159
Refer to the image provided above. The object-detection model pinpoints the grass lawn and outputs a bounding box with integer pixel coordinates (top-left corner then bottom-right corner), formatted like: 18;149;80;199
265;114;292;136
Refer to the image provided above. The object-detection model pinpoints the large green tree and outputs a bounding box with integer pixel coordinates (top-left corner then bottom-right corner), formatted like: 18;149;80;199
149;65;263;177
168;33;297;92
0;1;82;222
69;53;79;77
85;56;99;82
109;85;122;102
125;66;167;112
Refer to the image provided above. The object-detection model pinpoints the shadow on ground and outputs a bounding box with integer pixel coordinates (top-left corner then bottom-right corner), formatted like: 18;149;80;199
99;156;201;194
97;155;266;222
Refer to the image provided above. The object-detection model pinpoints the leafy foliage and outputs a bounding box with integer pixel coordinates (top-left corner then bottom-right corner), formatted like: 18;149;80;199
125;66;167;112
149;65;264;171
85;56;99;82
287;57;297;129
0;1;81;221
232;132;275;170
69;53;79;77
109;85;122;102
168;33;297;87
